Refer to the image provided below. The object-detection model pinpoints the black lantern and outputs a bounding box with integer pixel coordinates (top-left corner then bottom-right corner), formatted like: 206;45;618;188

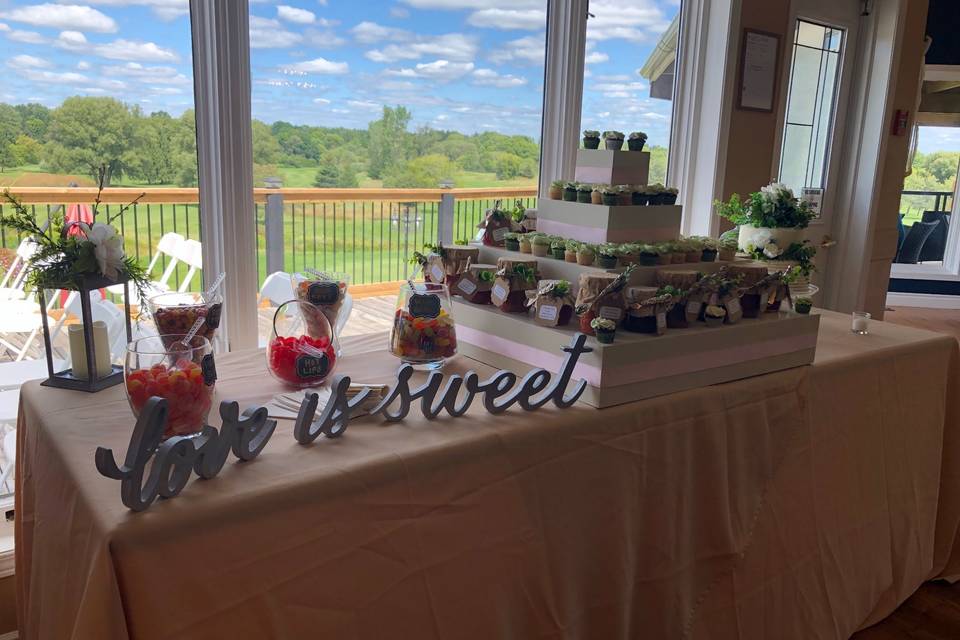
37;274;133;392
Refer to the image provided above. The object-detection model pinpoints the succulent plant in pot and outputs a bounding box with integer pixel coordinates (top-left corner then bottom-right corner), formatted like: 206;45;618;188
638;244;660;266
563;182;578;202
794;296;813;314
718;235;738;261
617;243;639;266
518;232;533;253
503;231;520;252
646;183;665;205
577;183;594;203
550;238;567;259
700;237;720;262
576;243;596;266
631;186;649;206
627;131;648;152
591;185;603;205
601;187;619;206
564;239;580;263
683;237;703;263
549;180;564;200
603;130;625;151
662;186;679;205
591;317;617;344
618;185;633;206
531;233;551;257
583;129;601;150
597;243;619;268
704;304;726;327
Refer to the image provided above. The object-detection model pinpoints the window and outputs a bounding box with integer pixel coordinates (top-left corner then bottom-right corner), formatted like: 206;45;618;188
778;19;844;208
580;0;682;185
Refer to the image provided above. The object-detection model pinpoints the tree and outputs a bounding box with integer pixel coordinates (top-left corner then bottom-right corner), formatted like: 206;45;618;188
383;154;454;188
9;134;42;166
128;112;183;184
14;103;51;140
490;152;522;180
0;104;21;172
251;120;281;165
367;105;411;179
313;149;359;188
45;97;135;185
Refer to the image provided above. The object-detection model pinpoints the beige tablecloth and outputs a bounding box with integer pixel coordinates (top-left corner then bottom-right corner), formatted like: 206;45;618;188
15;311;960;639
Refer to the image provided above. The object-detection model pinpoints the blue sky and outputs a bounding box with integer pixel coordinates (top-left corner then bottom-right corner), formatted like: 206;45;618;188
0;0;681;146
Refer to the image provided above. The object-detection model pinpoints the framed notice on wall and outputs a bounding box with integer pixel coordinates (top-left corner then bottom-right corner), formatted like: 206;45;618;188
738;29;781;112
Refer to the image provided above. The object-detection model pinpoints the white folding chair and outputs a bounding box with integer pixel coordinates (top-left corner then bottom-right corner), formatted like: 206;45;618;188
108;232;185;302
258;271;295;306
0;238;39;301
0;357;65;391
176;239;203;292
0;291;72;362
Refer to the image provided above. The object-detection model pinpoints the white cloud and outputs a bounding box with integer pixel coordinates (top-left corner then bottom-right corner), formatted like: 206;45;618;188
0;23;8;32
7;29;47;44
303;27;345;48
355;23;477;63
77;60;91;70
312;97;331;104
21;69;89;84
386;59;474;82
347;99;381;111
586;0;669;42
0;4;117;33
584;51;609;64
400;0;542;7
389;6;410;18
471;68;527;87
280;57;349;75
467;8;544;30
147;86;182;95
277;5;315;24
351;21;406;44
66;0;189;21
8;54;50;68
593;80;648;96
57;33;181;62
250;15;303;48
487;33;544;66
103;62;190;84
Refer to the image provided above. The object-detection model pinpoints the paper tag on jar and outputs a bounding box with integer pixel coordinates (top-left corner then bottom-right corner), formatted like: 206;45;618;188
295;353;329;379
307;281;340;305
685;298;702;323
724;296;742;323
201;353;217;385
598;305;623;321
408;293;441;319
491;279;510;307
536;302;560;326
430;264;446;283
492;227;509;242
457;277;477;295
656;311;667;335
205;303;222;330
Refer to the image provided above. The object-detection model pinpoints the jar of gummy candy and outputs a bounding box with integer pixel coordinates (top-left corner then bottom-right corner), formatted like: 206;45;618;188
389;282;457;370
147;291;222;350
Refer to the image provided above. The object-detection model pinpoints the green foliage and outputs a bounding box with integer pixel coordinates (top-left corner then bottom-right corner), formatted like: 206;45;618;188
714;184;815;229
368;105;411;180
45;97;136;185
9;135;41;166
383;154;454;188
312;149;359;188
0;104;21;172
14;103;51;140
251;119;282;165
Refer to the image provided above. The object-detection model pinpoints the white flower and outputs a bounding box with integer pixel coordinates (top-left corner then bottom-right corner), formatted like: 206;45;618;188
760;182;794;200
762;241;782;259
80;222;126;280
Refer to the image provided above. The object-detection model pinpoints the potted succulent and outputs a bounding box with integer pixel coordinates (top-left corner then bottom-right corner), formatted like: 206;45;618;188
638;244;660;267
597;244;619;269
653;242;673;265
591;317;617;344
518;232;533;254
563;182;579;202
718;235;738;261
531;233;551;257
564;239;580;263
603;130;625;151
646;183;665;205
548;180;564;200
714;182;816;254
627;131;648;151
503;231;520;252
618;185;633;206
683;238;703;263
617;243;639;266
583;129;601;149
704;305;726;327
657;285;688;328
666;241;686;264
700;237;719;262
550;238;566;260
794;296;812;314
591;185;603;205
601;187;619;206
663;186;679;205
577;243;596;266
631;186;649;206
577;183;594;203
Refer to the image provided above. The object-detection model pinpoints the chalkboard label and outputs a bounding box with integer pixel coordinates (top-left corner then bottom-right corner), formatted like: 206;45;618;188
201;353;217;385
307;281;340;306
408;293;441;318
205;303;222;329
295;353;329;379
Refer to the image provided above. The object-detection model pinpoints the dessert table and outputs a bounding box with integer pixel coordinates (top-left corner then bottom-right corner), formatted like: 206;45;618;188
15;311;960;639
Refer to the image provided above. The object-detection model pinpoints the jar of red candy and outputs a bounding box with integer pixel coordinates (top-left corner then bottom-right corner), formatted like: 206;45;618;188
125;335;216;440
267;300;337;388
147;292;222;350
389;282;457;370
291;271;350;356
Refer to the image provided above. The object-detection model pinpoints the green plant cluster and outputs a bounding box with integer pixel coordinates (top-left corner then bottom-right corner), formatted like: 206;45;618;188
714;184;816;229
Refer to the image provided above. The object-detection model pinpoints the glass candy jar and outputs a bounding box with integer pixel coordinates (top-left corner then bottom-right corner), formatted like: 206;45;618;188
389;282;457;370
266;300;338;388
291;271;350;356
146;291;222;350
125;334;215;440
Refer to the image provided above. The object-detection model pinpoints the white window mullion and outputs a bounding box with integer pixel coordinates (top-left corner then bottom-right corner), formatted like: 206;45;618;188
538;0;589;196
190;0;258;351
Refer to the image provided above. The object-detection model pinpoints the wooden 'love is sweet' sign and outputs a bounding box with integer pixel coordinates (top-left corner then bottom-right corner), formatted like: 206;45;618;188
96;334;593;511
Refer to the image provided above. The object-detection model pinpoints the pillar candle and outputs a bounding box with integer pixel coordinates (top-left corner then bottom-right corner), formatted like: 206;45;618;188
69;321;112;380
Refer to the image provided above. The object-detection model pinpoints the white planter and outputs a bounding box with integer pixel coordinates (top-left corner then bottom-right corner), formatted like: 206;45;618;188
737;224;806;254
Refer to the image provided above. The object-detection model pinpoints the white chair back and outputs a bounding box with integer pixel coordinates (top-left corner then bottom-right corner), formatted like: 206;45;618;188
176;240;203;292
259;271;295;306
0;238;39;292
146;232;185;288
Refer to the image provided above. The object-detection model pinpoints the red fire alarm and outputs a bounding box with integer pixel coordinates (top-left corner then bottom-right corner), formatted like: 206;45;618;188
891;109;909;136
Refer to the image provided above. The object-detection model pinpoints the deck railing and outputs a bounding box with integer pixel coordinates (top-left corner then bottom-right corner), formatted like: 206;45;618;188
1;187;538;289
